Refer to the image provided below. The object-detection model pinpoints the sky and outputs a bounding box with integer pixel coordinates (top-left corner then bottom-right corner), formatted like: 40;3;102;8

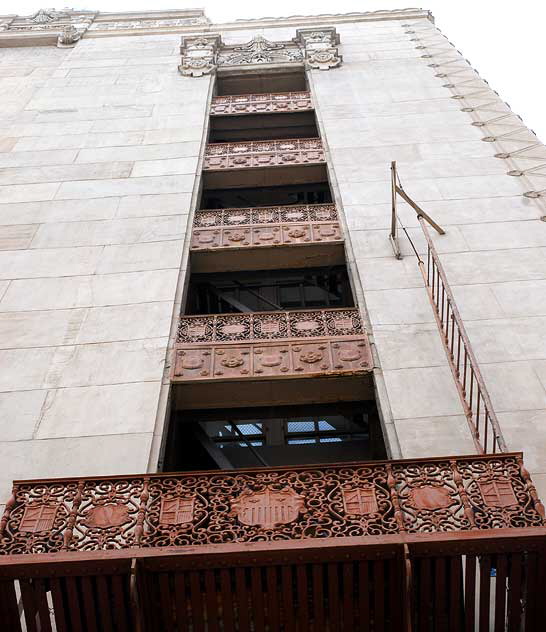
2;1;545;141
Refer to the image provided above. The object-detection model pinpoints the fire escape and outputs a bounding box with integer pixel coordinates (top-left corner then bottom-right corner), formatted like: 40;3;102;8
0;42;545;632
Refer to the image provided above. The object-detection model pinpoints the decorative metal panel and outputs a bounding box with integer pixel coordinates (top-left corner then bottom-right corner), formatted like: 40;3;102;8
191;204;341;252
177;308;362;344
203;138;324;170
210;92;313;116
194;204;337;227
172;338;372;381
0;454;543;555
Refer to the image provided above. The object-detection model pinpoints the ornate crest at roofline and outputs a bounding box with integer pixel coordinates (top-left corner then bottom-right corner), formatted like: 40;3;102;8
0;8;96;47
217;35;304;66
179;27;342;77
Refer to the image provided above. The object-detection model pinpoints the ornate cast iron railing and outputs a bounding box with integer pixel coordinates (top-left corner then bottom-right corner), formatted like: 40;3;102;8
389;162;508;455
0;453;543;556
210;91;313;116
191;203;341;251
203;138;324;170
177;307;362;344
173;308;371;382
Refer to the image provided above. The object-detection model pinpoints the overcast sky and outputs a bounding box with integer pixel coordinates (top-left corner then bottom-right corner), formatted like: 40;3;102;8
2;1;545;141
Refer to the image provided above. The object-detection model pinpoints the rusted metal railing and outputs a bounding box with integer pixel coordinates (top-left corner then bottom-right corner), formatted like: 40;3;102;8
172;307;372;384
0;453;541;556
390;161;507;454
191;203;341;251
210;91;312;116
203;138;324;170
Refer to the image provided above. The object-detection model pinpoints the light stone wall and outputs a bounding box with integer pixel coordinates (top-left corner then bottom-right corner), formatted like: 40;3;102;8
307;18;546;497
0;36;210;505
0;14;544;509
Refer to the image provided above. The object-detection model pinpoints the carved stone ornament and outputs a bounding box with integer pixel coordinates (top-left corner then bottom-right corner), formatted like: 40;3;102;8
217;35;304;67
409;485;453;510
83;503;130;528
19;504;58;533
296;27;342;70
478;478;518;508
231;486;306;529
159;496;195;526
89;15;209;31
57;24;81;48
179;34;221;77
3;9;96;47
342;487;378;516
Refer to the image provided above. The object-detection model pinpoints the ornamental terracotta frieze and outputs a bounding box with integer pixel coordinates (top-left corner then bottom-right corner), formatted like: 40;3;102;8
191;204;341;252
210;92;313;116
0;454;543;554
203;138;325;171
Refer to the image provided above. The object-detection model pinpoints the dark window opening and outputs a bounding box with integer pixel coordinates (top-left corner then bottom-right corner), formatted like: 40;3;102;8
209;111;319;143
215;69;307;96
201;182;332;209
163;402;386;471
185;266;353;314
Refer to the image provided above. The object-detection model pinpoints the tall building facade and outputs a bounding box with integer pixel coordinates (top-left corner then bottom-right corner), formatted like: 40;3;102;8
0;7;545;630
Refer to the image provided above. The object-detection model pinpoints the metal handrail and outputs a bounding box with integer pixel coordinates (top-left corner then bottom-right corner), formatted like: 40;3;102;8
389;161;507;454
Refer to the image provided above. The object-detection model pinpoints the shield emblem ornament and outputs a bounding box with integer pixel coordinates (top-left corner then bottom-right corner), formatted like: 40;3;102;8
342;487;378;515
409;486;453;510
159;496;195;525
231;486;306;529
478;478;518;508
19;504;58;533
84;503;130;528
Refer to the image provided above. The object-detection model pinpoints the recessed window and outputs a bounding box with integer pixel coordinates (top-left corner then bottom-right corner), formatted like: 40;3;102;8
215;69;307;96
163;403;386;471
185;266;353;314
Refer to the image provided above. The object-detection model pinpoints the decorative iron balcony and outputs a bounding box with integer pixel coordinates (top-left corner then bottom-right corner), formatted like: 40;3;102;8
0;453;543;556
173;307;371;383
210;91;313;116
191;203;341;252
203;138;325;171
0;454;544;631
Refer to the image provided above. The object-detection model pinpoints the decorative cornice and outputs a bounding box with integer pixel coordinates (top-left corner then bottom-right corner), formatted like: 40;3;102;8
0;8;432;45
89;9;210;35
